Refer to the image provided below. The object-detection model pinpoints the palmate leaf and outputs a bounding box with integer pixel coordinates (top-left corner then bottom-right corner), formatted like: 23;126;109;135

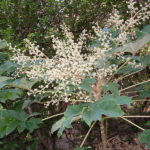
0;76;38;90
0;76;13;88
10;78;38;90
101;95;132;106
136;25;150;38
80;77;96;93
107;34;150;55
51;117;65;134
0;88;23;103
142;54;150;67
0;61;17;75
0;52;9;63
0;110;42;138
139;130;150;148
102;82;119;96
138;89;150;99
51;94;131;134
117;64;142;75
25;118;42;133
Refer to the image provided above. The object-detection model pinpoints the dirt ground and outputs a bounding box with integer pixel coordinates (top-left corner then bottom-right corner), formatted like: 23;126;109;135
56;118;150;150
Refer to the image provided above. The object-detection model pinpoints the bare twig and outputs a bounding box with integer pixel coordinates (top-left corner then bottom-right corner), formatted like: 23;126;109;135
120;79;150;93
120;116;145;131
42;113;64;121
116;69;142;82
80;121;97;147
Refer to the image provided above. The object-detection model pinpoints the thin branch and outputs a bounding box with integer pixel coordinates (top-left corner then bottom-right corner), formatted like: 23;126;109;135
104;115;150;119
116;69;142;82
133;99;150;102
121;90;144;94
120;117;145;131
123;115;150;118
80;121;97;147
120;79;150;93
42;113;64;121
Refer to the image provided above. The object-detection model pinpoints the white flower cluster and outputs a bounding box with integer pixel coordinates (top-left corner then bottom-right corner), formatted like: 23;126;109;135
108;0;150;44
9;0;150;104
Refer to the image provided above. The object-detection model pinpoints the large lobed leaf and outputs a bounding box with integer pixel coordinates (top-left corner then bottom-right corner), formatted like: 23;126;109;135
0;110;42;138
107;34;150;55
51;92;132;135
0;88;23;103
0;76;38;90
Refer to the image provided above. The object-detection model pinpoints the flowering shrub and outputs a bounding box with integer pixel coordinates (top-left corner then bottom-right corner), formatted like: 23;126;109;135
6;0;150;148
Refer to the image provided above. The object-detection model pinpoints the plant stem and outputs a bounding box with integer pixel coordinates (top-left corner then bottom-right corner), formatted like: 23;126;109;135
42;113;64;121
119;79;150;93
100;118;107;150
80;121;97;147
120;117;145;131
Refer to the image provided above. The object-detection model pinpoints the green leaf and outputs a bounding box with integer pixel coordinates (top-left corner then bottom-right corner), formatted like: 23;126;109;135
95;100;124;117
66;83;77;93
141;25;150;33
118;64;142;75
103;82;119;96
26;118;42;133
17;122;26;133
0;76;38;90
0;52;9;62
55;97;125;133
139;130;150;148
22;100;32;109
145;121;150;126
0;109;42;138
80;77;96;93
142;55;150;67
82;103;102;125
107;34;150;54
0;76;13;88
5;119;19;135
9;78;38;90
0;61;17;75
136;25;150;38
82;99;124;126
138;89;150;99
0;89;23;103
0;116;20;137
51;117;65;133
101;95;133;106
0;39;7;49
64;103;87;118
52;104;87;135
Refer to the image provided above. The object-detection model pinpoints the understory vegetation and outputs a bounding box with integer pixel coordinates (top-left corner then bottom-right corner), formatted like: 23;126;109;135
0;0;150;150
